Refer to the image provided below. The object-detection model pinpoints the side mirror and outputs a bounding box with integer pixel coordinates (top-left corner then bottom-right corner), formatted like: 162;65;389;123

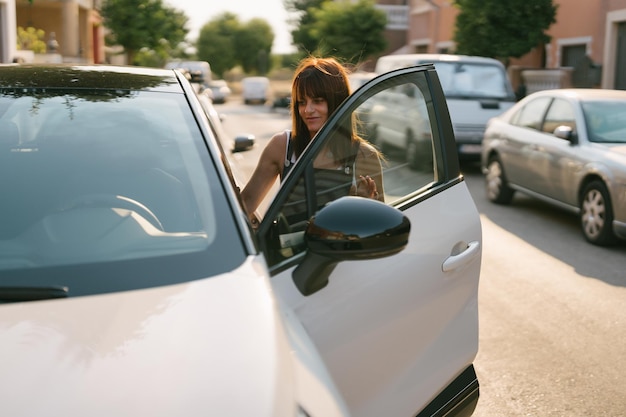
553;125;577;143
293;196;410;296
233;134;255;152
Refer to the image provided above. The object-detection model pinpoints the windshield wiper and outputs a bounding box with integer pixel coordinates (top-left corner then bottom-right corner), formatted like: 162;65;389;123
0;286;69;302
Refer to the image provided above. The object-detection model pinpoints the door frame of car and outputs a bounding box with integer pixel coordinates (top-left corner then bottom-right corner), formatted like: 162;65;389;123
254;65;481;417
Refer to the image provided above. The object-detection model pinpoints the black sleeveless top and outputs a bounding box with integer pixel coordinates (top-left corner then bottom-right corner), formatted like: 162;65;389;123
280;131;359;225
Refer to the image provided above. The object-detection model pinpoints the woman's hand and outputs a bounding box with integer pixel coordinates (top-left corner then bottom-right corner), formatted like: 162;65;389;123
353;175;379;200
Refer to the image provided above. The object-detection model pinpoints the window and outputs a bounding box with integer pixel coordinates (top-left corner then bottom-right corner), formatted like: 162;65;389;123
542;98;576;134
261;71;439;269
512;97;552;130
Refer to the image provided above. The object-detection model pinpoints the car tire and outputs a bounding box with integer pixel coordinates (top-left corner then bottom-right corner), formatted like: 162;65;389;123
580;180;616;246
485;156;514;204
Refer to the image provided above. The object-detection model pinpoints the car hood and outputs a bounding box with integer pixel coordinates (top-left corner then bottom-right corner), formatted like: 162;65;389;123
0;258;296;416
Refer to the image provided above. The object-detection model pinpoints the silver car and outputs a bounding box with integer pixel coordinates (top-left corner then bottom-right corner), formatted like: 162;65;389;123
481;88;626;245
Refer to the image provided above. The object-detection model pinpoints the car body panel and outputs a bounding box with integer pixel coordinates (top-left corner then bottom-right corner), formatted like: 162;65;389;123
0;258;295;416
270;183;481;416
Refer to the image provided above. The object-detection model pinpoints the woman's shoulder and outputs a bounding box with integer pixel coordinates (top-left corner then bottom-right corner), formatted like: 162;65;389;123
270;129;290;145
357;138;379;156
261;130;290;160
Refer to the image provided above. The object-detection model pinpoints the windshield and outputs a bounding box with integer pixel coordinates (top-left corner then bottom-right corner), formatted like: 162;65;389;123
433;61;514;100
0;88;245;297
582;100;626;144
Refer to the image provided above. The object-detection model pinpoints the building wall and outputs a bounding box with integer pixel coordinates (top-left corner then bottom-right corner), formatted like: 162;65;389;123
0;0;17;63
402;0;626;89
14;0;103;63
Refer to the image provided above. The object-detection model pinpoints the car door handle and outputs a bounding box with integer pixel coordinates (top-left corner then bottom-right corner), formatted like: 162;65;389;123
442;241;481;272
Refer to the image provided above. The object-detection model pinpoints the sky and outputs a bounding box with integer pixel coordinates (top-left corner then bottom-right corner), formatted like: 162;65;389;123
165;0;296;54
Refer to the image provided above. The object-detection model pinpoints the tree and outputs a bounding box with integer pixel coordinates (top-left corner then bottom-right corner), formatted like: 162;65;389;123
453;0;557;65
196;13;240;78
101;0;188;64
234;18;274;75
197;13;274;77
284;0;328;55
310;0;387;64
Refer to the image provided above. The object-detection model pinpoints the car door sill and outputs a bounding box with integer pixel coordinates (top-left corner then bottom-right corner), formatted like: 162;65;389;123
415;365;479;417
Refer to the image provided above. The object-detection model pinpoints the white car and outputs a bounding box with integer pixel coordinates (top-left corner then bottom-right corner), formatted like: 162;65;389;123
0;64;482;417
375;54;516;161
206;79;231;104
242;76;270;104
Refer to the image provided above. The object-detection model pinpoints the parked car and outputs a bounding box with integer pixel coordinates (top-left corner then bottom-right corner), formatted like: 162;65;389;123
481;88;626;245
348;71;376;92
355;81;433;171
196;89;254;152
206;79;231;104
242;76;270;104
375;54;516;160
272;92;291;110
164;60;211;92
0;63;482;417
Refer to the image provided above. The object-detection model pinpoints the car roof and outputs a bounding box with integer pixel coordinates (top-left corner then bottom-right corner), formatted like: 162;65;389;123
379;53;504;65
534;88;626;100
0;64;182;92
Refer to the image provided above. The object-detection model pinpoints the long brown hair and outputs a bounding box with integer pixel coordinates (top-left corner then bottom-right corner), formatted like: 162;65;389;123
290;56;353;159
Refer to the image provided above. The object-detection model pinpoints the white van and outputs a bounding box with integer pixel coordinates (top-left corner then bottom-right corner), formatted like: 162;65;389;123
375;54;516;160
242;76;270;105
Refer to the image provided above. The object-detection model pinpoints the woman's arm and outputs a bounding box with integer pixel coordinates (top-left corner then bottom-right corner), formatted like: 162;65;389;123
241;132;288;220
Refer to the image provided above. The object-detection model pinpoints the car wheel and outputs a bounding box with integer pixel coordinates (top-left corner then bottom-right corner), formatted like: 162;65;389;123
485;156;514;204
580;180;616;245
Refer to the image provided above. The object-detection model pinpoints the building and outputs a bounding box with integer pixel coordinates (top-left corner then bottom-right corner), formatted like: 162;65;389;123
377;0;626;90
2;0;104;64
0;0;17;63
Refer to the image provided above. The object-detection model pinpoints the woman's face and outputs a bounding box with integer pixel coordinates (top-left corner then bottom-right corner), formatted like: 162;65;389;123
298;96;329;137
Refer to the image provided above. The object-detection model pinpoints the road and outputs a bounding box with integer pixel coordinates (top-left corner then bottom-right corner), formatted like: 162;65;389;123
216;98;626;417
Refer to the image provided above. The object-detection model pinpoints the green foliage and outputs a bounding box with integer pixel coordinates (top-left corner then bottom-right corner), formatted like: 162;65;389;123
284;0;329;54
453;0;557;63
234;18;274;74
196;13;274;77
100;0;188;64
310;0;387;64
16;26;46;53
196;13;239;78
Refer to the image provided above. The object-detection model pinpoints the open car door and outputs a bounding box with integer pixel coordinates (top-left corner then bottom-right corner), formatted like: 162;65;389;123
256;65;482;417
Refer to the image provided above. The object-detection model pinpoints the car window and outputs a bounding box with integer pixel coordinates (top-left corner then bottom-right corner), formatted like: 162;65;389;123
259;70;440;269
512;96;552;130
434;61;513;99
542;98;576;134
582;100;626;143
0;88;246;296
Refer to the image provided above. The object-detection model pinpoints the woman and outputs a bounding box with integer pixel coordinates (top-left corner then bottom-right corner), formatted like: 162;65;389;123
241;56;384;225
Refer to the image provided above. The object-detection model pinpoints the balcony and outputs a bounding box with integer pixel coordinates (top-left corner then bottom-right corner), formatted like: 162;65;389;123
376;4;409;30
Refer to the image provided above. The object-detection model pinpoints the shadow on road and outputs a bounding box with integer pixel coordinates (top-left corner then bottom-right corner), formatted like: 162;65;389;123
460;161;626;288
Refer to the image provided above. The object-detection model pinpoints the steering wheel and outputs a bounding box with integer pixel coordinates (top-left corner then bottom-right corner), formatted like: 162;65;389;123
59;194;164;231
